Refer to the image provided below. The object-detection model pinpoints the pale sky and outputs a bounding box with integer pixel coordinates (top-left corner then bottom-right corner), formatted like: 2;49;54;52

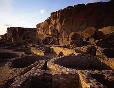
0;0;110;35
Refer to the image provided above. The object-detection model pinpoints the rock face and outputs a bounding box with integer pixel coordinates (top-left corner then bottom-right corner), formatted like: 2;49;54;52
7;27;37;44
36;1;114;45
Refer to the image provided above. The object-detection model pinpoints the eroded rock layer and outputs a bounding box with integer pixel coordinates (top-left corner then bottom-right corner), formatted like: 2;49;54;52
36;1;114;45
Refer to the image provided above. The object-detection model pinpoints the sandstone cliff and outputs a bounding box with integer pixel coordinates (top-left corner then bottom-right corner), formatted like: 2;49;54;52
36;1;114;45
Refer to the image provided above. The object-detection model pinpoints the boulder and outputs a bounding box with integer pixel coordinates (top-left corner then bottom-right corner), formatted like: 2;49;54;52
97;32;114;48
69;32;84;46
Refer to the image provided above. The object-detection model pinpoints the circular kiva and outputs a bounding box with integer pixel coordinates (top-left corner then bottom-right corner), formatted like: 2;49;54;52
48;54;112;74
10;55;47;68
0;52;19;64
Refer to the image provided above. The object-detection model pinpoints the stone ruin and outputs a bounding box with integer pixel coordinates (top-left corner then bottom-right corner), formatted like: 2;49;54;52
0;45;113;88
47;50;114;88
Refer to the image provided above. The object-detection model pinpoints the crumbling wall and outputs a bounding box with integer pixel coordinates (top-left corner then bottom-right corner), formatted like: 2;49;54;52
51;46;77;56
31;47;45;56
